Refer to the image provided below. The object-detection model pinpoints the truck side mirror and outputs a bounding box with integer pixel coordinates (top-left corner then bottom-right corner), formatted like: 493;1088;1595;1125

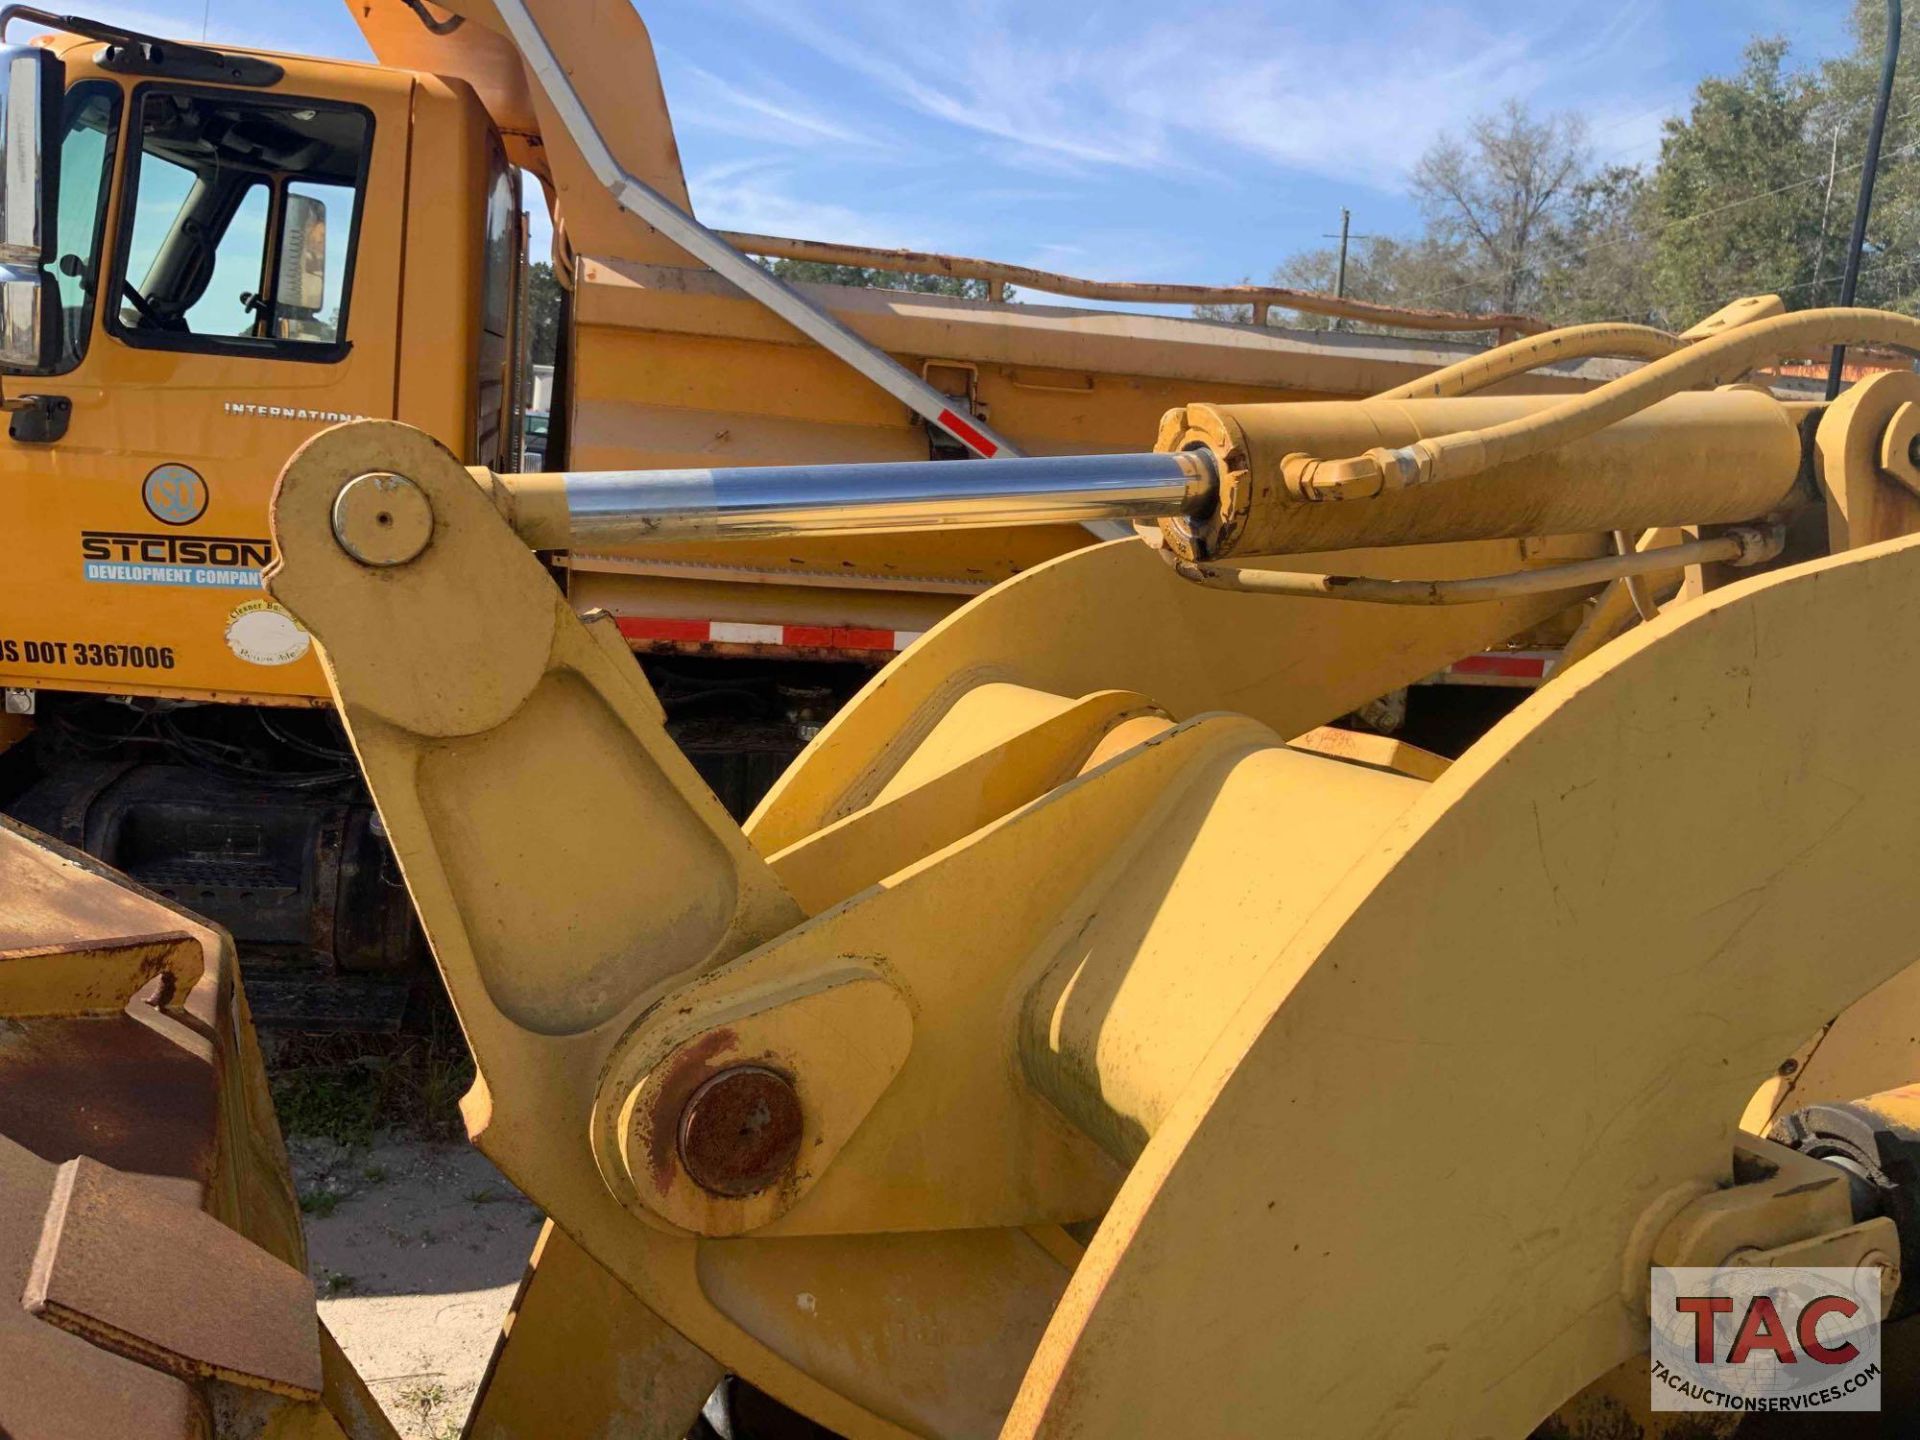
0;265;55;369
0;44;64;370
277;192;327;316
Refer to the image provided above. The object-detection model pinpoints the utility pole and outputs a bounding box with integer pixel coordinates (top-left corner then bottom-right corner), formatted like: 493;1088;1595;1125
1334;208;1352;300
1333;208;1351;331
1321;210;1375;334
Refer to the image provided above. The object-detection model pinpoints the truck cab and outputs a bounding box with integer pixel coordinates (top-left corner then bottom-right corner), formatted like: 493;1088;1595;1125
1;28;519;704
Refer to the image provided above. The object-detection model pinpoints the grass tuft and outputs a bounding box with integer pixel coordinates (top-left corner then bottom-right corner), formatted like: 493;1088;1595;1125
397;1379;461;1439
319;1267;356;1297
268;1027;474;1146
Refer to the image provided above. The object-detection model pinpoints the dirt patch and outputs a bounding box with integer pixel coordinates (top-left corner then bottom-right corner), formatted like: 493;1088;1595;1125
290;1134;540;1440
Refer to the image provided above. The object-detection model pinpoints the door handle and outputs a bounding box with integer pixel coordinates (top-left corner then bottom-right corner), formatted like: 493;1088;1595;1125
2;393;72;443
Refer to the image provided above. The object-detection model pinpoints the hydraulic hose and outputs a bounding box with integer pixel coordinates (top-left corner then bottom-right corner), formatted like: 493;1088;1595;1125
1374;323;1684;402
1164;523;1782;606
1291;307;1920;501
1828;0;1901;398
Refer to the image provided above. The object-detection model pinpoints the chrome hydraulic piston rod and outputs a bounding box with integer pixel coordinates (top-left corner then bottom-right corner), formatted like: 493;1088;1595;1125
491;450;1218;548
472;388;1804;561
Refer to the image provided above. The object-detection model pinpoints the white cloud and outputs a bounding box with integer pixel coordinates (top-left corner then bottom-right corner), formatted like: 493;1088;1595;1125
667;56;896;151
685;157;952;249
733;0;1165;172
1585;95;1686;170
720;0;1677;193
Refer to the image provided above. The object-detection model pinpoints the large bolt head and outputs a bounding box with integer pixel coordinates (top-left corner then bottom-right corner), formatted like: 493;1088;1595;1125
677;1065;803;1198
332;471;434;566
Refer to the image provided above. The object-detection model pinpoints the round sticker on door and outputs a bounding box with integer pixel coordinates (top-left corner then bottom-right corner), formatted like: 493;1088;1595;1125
143;464;209;526
225;600;311;667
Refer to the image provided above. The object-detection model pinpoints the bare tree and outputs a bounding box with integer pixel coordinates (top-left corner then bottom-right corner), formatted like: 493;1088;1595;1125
1412;100;1590;314
1541;165;1663;324
1190;235;1480;334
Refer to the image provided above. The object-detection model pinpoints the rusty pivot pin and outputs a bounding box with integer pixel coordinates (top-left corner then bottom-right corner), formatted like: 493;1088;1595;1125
677;1065;804;1198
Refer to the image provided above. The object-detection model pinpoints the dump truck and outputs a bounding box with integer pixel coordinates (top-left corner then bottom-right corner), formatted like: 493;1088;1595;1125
0;1;1650;1019
10;277;1920;1437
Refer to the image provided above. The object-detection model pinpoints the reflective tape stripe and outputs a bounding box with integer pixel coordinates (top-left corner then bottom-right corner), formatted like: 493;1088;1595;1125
613;617;709;644
936;407;999;458
1449;652;1553;679
613;617;921;653
709;621;784;645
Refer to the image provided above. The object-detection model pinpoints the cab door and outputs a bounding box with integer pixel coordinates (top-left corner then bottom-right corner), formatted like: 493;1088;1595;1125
0;60;409;706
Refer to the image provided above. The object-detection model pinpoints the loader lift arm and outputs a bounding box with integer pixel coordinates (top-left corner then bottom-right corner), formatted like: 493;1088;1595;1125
250;319;1920;1436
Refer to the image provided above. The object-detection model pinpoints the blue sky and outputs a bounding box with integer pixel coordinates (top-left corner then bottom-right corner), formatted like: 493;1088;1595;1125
43;2;1860;293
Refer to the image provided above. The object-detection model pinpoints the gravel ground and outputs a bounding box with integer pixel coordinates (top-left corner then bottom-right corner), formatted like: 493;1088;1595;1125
289;1135;542;1440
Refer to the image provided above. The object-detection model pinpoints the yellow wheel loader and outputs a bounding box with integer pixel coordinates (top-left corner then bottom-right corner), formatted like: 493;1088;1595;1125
0;0;1616;1019
8;292;1920;1435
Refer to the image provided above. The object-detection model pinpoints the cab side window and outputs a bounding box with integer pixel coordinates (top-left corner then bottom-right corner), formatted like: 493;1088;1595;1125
124;156;269;336
110;89;371;360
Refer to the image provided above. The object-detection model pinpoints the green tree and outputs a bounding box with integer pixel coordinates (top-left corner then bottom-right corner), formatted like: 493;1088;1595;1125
1192;235;1489;335
1539;165;1663;324
762;257;997;300
1809;1;1920;310
1650;39;1824;324
1312;234;1482;321
526;260;561;367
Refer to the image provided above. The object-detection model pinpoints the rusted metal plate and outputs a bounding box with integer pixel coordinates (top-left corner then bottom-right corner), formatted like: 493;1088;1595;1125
0;821;228;1201
0;817;204;965
0;1138;206;1440
24;1154;323;1399
0;816;326;1433
0;817;210;1016
0;1005;219;1200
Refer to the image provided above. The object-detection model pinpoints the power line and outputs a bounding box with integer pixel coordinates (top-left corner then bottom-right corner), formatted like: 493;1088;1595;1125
1575;245;1920;328
1762;241;1920;301
1586;102;1683;169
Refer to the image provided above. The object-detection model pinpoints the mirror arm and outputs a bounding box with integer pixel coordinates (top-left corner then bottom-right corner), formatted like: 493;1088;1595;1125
0;7;283;86
1;6;222;67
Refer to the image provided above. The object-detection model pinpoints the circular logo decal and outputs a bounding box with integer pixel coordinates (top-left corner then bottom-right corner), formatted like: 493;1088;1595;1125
225;600;311;667
143;463;209;526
